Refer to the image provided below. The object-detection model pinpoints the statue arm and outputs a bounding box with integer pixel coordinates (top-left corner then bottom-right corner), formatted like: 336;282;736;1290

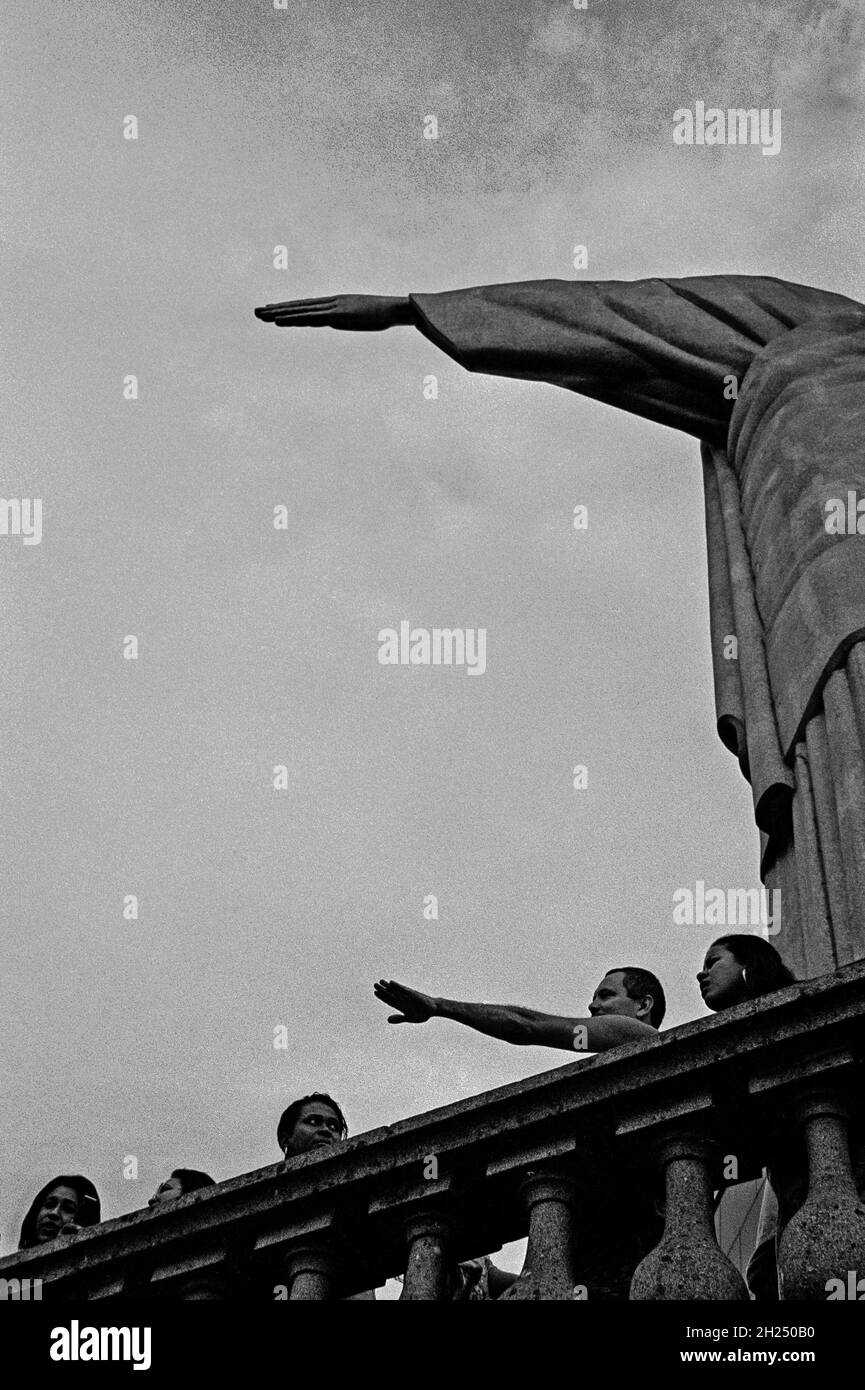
253;280;746;440
254;275;851;440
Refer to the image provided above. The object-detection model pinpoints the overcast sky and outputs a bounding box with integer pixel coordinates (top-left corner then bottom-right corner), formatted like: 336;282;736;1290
2;0;863;1268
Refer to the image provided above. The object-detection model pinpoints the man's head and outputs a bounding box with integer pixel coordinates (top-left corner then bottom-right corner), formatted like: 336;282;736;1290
589;967;666;1029
277;1093;348;1158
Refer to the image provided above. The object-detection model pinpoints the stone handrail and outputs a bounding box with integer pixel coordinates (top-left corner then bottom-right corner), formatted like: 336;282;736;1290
2;960;864;1300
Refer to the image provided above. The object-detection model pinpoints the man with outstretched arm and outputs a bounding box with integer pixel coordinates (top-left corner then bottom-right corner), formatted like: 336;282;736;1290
373;966;665;1053
373;967;665;1298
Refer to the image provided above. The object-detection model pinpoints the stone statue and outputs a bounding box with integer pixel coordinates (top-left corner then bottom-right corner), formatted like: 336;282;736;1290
255;276;865;976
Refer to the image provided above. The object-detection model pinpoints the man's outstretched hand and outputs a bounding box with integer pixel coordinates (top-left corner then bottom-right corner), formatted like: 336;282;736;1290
254;294;412;332
374;979;439;1024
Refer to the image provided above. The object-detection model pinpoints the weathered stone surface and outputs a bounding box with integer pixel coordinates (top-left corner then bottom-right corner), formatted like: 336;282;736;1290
401;1210;451;1300
777;1094;865;1301
499;1170;576;1300
630;1133;748;1301
283;1242;336;1300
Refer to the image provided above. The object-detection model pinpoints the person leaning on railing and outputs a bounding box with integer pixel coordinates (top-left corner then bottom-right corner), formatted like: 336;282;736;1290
277;1092;348;1160
375;966;667;1298
18;1175;101;1250
277;1091;378;1300
373;965;666;1054
695;933;795;1013
142;1167;221;1299
148;1168;215;1209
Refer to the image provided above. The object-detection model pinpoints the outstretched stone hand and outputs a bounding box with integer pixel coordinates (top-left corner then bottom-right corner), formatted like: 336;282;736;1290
254;294;412;331
374;978;438;1024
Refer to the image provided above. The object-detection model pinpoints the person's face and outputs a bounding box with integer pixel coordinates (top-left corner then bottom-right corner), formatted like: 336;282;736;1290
282;1102;344;1157
697;944;747;1011
34;1185;81;1244
148;1176;185;1208
589;971;648;1022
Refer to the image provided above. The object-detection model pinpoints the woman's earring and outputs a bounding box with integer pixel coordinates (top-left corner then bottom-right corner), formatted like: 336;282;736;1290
742;966;750;990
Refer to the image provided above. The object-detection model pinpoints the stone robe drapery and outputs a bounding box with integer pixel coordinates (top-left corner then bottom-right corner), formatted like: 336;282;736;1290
410;276;865;976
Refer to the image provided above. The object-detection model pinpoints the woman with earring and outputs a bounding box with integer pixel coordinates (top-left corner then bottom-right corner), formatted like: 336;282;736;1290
696;934;796;1013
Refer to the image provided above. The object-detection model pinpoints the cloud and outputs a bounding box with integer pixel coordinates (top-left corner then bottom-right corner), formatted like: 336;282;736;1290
528;0;865;118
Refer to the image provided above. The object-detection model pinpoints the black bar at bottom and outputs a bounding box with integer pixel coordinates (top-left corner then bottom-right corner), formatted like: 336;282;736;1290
0;1299;858;1377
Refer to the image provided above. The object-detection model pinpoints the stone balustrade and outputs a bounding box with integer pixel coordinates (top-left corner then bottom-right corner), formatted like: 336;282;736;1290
2;960;864;1301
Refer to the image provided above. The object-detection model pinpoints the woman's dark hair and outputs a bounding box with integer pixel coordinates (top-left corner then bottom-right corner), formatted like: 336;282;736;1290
711;934;796;998
277;1092;348;1153
18;1175;101;1250
170;1168;216;1195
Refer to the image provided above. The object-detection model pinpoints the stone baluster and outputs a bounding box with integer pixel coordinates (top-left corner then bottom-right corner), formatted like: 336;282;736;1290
401;1209;451;1299
777;1092;865;1301
500;1169;577;1300
630;1131;748;1300
283;1241;336;1300
176;1273;229;1300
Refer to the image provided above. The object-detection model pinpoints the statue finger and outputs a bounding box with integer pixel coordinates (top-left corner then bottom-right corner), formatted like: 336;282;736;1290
265;307;330;318
271;312;328;325
258;297;336;312
271;310;334;326
255;297;336;318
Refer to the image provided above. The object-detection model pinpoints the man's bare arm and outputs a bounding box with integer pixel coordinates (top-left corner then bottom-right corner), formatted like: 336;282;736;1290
373;980;657;1052
435;996;655;1051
